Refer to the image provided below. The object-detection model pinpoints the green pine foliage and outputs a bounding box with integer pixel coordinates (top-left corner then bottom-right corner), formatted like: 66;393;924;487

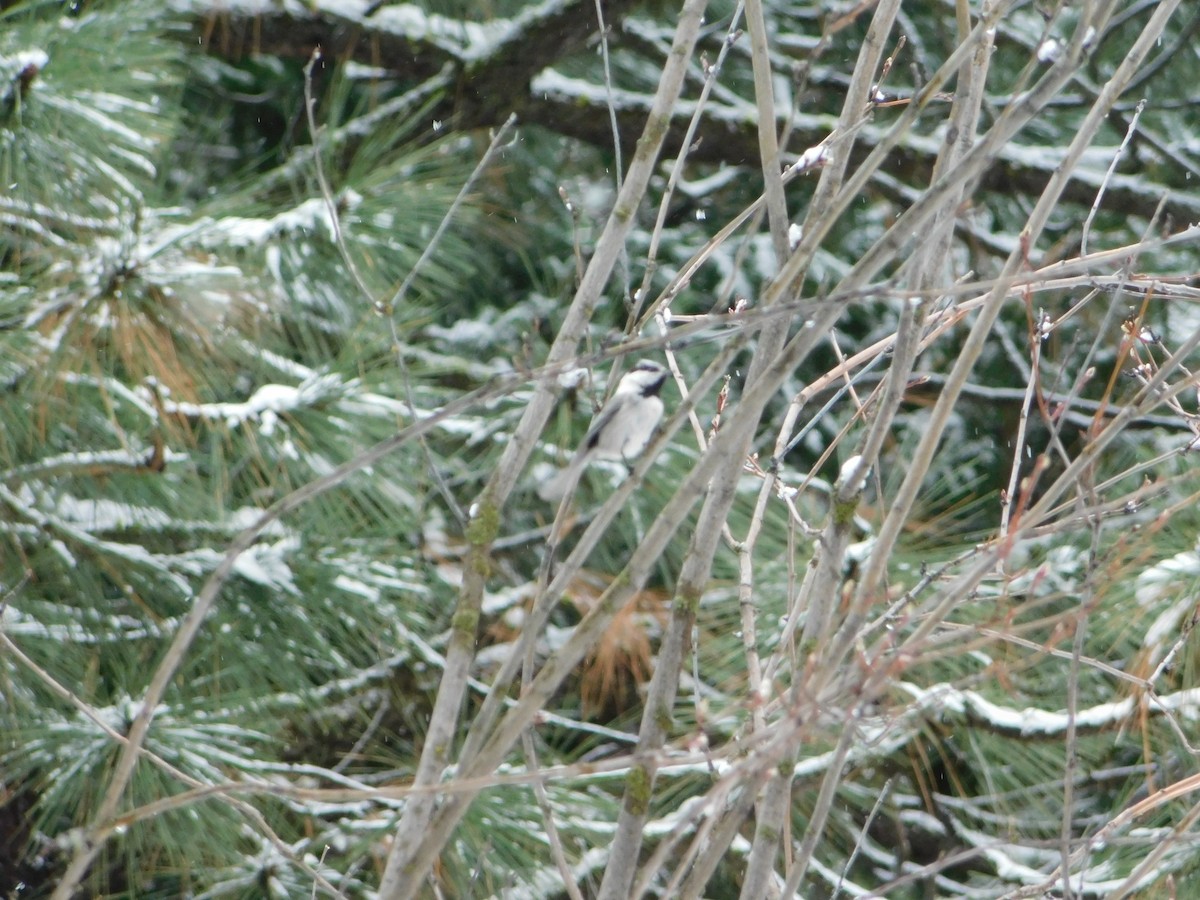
0;2;494;894
3;0;1200;897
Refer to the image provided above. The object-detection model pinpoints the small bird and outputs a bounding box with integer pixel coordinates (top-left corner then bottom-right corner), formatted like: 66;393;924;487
539;360;669;501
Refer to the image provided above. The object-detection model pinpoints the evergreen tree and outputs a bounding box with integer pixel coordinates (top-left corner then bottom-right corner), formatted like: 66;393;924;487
2;0;1200;897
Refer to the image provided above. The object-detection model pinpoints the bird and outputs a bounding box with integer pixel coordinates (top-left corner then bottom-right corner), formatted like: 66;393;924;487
538;360;669;501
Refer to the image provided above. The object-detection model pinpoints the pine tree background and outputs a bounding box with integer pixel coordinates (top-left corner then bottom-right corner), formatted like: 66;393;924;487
3;0;1200;897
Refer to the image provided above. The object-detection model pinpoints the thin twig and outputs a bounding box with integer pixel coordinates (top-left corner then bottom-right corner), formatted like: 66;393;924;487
834;777;893;899
1081;98;1147;257
629;4;745;330
521;732;586;900
301;50;489;529
303;49;376;305
384;113;518;313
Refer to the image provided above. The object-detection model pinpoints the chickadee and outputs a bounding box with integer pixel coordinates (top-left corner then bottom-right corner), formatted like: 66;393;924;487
538;360;669;501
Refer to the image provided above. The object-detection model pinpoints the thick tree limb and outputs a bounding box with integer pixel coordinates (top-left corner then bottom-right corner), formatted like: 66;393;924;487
175;0;1200;224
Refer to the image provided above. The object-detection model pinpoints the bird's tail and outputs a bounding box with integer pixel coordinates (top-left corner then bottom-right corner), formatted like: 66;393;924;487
537;455;586;502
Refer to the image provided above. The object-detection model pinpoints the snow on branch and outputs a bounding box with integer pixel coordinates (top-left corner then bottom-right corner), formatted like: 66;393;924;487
173;0;1200;223
174;0;635;86
156;372;345;432
900;681;1200;737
